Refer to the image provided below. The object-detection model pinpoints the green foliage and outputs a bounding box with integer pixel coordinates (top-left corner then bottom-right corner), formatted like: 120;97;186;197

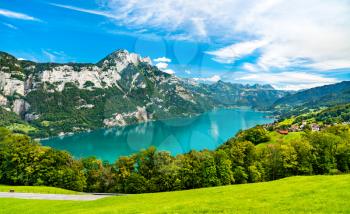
0;130;86;191
83;81;95;88
124;173;148;194
1;51;289;138
237;125;270;145
1;123;350;194
273;81;350;110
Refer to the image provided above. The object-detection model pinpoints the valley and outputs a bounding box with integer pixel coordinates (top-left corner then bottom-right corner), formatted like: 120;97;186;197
0;50;286;138
1;1;349;213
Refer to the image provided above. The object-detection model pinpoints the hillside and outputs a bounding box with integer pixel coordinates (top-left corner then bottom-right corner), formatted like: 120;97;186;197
273;81;350;109
1;175;349;213
0;50;286;137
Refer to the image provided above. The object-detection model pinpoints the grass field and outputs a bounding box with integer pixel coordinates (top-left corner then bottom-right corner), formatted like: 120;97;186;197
256;131;303;148
0;185;79;195
1;175;349;213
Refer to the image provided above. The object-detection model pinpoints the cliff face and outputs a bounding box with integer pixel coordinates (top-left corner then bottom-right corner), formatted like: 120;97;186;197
0;50;153;114
0;50;286;137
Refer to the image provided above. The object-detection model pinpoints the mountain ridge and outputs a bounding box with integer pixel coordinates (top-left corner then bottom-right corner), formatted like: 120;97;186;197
0;50;287;137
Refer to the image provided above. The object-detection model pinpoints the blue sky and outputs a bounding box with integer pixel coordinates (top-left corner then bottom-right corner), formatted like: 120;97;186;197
0;0;349;90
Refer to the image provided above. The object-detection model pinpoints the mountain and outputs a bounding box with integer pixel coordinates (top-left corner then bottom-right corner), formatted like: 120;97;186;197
273;81;350;108
271;81;350;118
0;50;286;137
206;80;286;108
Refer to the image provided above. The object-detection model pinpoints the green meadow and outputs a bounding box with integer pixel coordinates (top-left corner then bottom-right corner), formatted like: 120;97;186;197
256;131;303;148
0;185;79;195
1;174;349;214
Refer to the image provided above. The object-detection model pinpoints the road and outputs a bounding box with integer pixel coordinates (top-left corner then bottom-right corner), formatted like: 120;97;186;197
0;192;111;201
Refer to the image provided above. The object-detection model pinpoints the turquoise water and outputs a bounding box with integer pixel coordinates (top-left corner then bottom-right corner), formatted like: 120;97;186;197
41;109;273;162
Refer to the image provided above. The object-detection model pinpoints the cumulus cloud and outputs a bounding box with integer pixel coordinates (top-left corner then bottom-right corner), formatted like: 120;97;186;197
51;0;350;87
154;57;171;63
163;69;175;75
94;0;350;71
0;9;41;22
235;72;338;90
154;57;175;74
155;62;169;70
193;75;221;83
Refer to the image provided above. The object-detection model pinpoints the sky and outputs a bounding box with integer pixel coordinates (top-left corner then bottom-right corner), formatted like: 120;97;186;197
0;0;350;90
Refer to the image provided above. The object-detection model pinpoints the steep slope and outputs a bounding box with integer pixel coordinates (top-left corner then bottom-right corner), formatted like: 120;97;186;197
273;81;350;108
0;50;285;137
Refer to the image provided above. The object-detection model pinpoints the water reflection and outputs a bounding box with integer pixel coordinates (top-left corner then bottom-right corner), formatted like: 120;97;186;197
41;109;273;162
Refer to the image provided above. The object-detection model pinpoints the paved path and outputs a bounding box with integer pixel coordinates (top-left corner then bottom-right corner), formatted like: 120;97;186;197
0;192;111;201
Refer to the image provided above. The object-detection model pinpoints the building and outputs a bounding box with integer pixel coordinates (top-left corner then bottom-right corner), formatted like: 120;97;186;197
278;130;289;135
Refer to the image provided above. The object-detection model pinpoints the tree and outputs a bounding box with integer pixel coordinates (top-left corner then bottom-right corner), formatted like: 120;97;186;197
0;132;86;191
115;155;136;192
233;166;248;184
137;146;157;180
306;132;339;174
201;151;220;187
149;151;180;192
280;144;298;176
214;150;234;185
124;173;148;194
237;126;270;145
291;140;314;175
260;144;284;180
82;157;104;192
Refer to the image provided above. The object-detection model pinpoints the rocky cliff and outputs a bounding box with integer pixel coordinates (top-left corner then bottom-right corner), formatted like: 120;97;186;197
0;50;286;137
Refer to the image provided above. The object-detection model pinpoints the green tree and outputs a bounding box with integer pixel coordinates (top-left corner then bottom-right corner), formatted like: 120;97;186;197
124;173;148;194
237;126;270;145
214;150;234;185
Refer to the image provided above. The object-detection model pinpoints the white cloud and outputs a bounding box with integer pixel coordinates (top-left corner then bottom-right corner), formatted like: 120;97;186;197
242;63;258;72
155;62;169;70
154;57;171;63
163;69;175;75
94;0;350;71
154;57;175;74
52;1;350;73
235;72;338;90
206;40;267;64
0;9;41;21
2;23;17;30
42;50;68;62
42;50;56;62
193;75;221;83
50;3;119;19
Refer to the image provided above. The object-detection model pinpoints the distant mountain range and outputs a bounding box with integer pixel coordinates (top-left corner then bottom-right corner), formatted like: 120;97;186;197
0;50;286;137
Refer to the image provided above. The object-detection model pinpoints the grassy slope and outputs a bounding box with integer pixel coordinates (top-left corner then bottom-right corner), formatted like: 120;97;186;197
256;131;303;148
0;185;78;195
1;175;349;214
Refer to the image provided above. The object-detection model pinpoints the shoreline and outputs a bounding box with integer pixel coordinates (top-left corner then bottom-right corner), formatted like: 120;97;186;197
39;107;274;141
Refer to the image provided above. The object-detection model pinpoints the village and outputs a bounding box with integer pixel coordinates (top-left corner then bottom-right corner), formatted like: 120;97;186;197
263;120;350;135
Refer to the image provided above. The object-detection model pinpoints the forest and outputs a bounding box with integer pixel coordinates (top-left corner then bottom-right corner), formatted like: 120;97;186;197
1;123;349;193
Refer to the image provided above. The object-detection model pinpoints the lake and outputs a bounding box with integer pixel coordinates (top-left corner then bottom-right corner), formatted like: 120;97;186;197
41;108;273;162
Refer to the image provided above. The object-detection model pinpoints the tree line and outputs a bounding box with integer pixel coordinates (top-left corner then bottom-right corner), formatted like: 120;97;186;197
0;125;349;193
